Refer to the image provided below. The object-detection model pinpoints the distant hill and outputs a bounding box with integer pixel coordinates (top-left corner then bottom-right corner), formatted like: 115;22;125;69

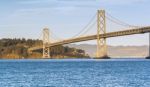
67;44;149;58
1;38;148;58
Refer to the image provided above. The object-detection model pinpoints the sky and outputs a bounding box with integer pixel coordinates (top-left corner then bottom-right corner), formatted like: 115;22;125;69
0;0;150;46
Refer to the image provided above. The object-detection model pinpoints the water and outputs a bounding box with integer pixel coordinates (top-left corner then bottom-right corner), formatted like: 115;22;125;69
0;58;150;87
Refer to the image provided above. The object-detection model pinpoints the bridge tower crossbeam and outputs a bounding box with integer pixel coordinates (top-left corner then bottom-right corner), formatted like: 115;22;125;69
97;10;108;58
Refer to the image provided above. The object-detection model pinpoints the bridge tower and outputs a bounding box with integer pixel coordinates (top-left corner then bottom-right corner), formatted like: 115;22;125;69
97;10;108;58
43;28;50;58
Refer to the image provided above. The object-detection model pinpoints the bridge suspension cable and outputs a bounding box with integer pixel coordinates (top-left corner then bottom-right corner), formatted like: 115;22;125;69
50;30;63;41
78;20;96;37
40;10;143;43
71;13;97;38
38;31;43;40
106;12;140;28
38;28;63;43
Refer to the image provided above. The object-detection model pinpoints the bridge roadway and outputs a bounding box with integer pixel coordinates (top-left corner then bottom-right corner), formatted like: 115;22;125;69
29;26;150;51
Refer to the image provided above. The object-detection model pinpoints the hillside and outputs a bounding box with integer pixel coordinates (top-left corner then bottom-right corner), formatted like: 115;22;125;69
0;38;89;59
67;44;149;58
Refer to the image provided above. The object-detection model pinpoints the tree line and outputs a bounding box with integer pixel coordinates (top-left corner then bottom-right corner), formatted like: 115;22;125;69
0;38;89;59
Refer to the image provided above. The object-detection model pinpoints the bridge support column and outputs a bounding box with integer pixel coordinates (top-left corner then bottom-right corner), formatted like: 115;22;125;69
43;28;50;58
96;10;109;59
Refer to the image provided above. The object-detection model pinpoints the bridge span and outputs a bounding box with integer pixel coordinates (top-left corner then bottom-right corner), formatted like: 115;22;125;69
29;26;150;51
29;10;150;58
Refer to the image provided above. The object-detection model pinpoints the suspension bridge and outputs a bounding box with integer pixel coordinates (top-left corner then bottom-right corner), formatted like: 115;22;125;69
29;10;150;58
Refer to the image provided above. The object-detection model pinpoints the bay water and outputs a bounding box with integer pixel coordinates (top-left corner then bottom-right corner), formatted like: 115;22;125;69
0;58;150;87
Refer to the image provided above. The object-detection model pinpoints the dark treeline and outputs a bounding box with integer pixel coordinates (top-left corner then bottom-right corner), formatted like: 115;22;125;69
50;45;88;58
0;38;89;59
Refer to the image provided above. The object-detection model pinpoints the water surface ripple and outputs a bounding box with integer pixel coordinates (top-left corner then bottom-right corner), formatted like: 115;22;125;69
0;59;150;87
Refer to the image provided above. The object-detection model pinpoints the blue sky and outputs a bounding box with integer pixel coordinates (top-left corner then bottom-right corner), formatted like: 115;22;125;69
0;0;150;46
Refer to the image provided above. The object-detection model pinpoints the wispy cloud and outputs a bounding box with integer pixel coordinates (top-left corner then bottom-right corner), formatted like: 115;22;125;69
19;0;98;8
99;0;148;5
57;0;96;2
15;0;98;17
19;0;55;4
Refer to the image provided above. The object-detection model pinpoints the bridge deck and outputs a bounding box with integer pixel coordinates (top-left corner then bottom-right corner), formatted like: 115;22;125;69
29;26;150;51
